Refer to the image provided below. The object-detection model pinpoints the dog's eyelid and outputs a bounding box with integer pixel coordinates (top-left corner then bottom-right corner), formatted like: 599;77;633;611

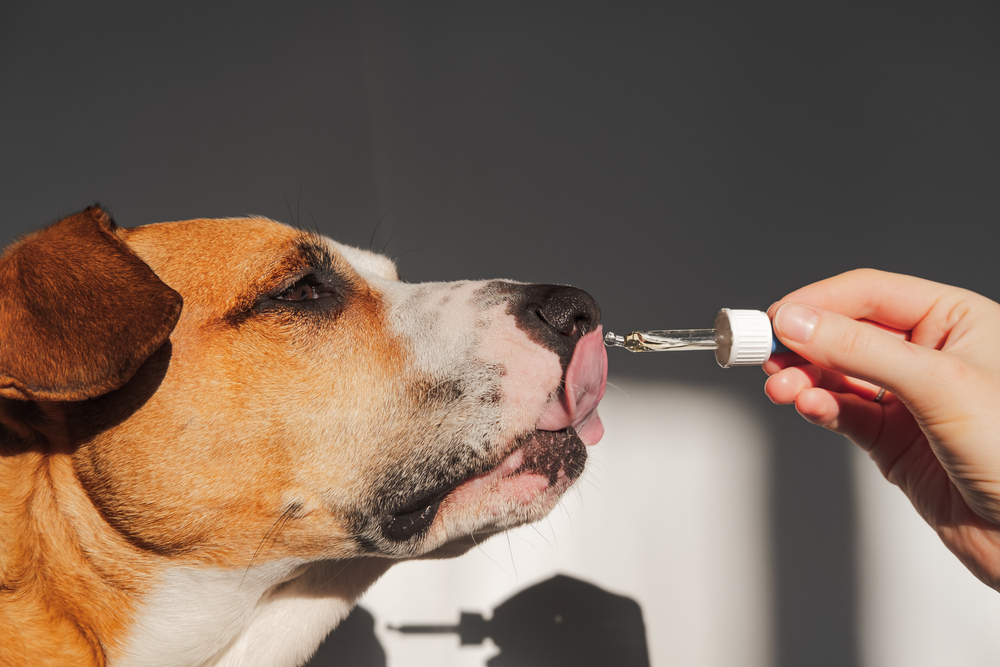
274;275;338;302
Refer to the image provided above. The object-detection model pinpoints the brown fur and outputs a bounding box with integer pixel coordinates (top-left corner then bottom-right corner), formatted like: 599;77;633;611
0;207;182;403
0;208;407;663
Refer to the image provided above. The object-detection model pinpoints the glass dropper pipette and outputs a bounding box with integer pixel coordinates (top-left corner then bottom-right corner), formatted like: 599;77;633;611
604;308;789;368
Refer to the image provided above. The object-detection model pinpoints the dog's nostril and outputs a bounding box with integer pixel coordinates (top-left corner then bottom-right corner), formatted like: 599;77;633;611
493;282;601;367
534;306;581;338
535;288;600;341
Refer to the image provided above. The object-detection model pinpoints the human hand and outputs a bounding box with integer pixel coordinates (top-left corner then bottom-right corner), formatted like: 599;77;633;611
763;269;1000;590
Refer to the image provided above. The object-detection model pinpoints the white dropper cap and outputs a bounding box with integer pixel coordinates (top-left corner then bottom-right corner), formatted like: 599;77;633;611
713;308;775;368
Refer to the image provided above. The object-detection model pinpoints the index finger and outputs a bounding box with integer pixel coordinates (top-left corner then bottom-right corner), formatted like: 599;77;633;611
767;269;959;334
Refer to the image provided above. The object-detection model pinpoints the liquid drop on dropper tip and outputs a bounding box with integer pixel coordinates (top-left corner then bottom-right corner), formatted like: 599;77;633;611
604;331;624;347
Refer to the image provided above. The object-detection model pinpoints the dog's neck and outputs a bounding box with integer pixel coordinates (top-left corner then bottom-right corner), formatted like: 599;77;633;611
0;441;141;665
0;431;391;667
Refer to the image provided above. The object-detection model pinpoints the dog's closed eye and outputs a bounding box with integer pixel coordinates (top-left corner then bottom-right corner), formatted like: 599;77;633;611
276;278;336;302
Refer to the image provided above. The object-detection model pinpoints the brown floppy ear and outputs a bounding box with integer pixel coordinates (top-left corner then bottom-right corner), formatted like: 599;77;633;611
0;206;183;402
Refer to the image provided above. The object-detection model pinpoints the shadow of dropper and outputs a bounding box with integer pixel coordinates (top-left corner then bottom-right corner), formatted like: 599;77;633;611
388;574;650;667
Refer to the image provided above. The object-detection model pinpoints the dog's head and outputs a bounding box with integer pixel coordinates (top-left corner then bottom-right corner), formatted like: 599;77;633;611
0;206;606;571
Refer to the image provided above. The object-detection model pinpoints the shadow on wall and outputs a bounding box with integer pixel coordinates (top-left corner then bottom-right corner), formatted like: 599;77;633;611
304;574;650;667
306;605;387;667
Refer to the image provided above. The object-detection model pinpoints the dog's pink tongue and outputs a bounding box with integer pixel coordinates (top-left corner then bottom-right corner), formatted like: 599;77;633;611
535;327;608;445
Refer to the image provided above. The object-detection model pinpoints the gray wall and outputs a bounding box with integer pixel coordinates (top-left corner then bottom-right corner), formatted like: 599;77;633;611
3;2;999;665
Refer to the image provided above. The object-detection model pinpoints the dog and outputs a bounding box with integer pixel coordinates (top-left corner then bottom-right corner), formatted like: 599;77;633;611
0;206;607;667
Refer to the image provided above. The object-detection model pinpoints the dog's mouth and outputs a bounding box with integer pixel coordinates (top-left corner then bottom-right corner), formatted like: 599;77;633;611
380;427;589;542
380;329;608;543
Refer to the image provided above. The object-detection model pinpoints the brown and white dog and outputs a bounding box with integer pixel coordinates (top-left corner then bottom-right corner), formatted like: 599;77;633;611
0;206;607;667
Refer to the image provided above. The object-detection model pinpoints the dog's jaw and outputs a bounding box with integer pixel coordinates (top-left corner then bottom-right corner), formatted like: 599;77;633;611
343;271;605;560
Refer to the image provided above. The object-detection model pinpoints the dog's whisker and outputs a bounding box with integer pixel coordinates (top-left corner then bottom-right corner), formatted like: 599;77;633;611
414;376;466;404
578;474;608;502
528;523;555;550
505;532;519;582
240;504;298;590
295;185;303;229
316;560;357;590
283;189;296;228
603;380;630;398
369;202;396;250
509;529;540;548
431;395;467;431
470;531;513;578
384;376;470;435
579;455;608;479
389;245;425;262
397;375;468;425
379;231;396;254
552;503;571;538
307;209;321;235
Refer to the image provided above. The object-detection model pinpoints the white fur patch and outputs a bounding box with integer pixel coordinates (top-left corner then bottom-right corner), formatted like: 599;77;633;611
116;561;316;667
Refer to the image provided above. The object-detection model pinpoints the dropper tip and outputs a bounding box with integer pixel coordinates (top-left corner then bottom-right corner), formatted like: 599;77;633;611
604;331;624;348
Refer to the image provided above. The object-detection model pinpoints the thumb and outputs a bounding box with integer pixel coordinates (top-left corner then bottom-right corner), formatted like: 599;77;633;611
771;301;941;407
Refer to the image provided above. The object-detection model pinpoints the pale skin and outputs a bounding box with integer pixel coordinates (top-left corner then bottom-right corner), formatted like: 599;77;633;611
763;268;1000;591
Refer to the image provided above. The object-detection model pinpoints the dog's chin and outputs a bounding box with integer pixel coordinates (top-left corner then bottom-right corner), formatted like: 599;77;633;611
377;427;586;551
389;426;588;559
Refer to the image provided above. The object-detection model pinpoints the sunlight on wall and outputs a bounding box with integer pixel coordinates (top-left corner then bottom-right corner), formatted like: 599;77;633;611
853;447;1000;667
359;376;773;667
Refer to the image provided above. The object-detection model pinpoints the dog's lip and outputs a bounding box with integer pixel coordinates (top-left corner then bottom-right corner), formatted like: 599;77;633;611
535;327;608;446
382;487;453;541
442;427;586;514
382;428;588;542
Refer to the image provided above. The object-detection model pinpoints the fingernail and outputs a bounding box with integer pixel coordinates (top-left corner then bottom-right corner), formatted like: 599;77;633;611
775;303;818;343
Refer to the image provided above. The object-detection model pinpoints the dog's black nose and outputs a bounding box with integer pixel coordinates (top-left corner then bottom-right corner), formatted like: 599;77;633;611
531;285;601;340
498;284;602;367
